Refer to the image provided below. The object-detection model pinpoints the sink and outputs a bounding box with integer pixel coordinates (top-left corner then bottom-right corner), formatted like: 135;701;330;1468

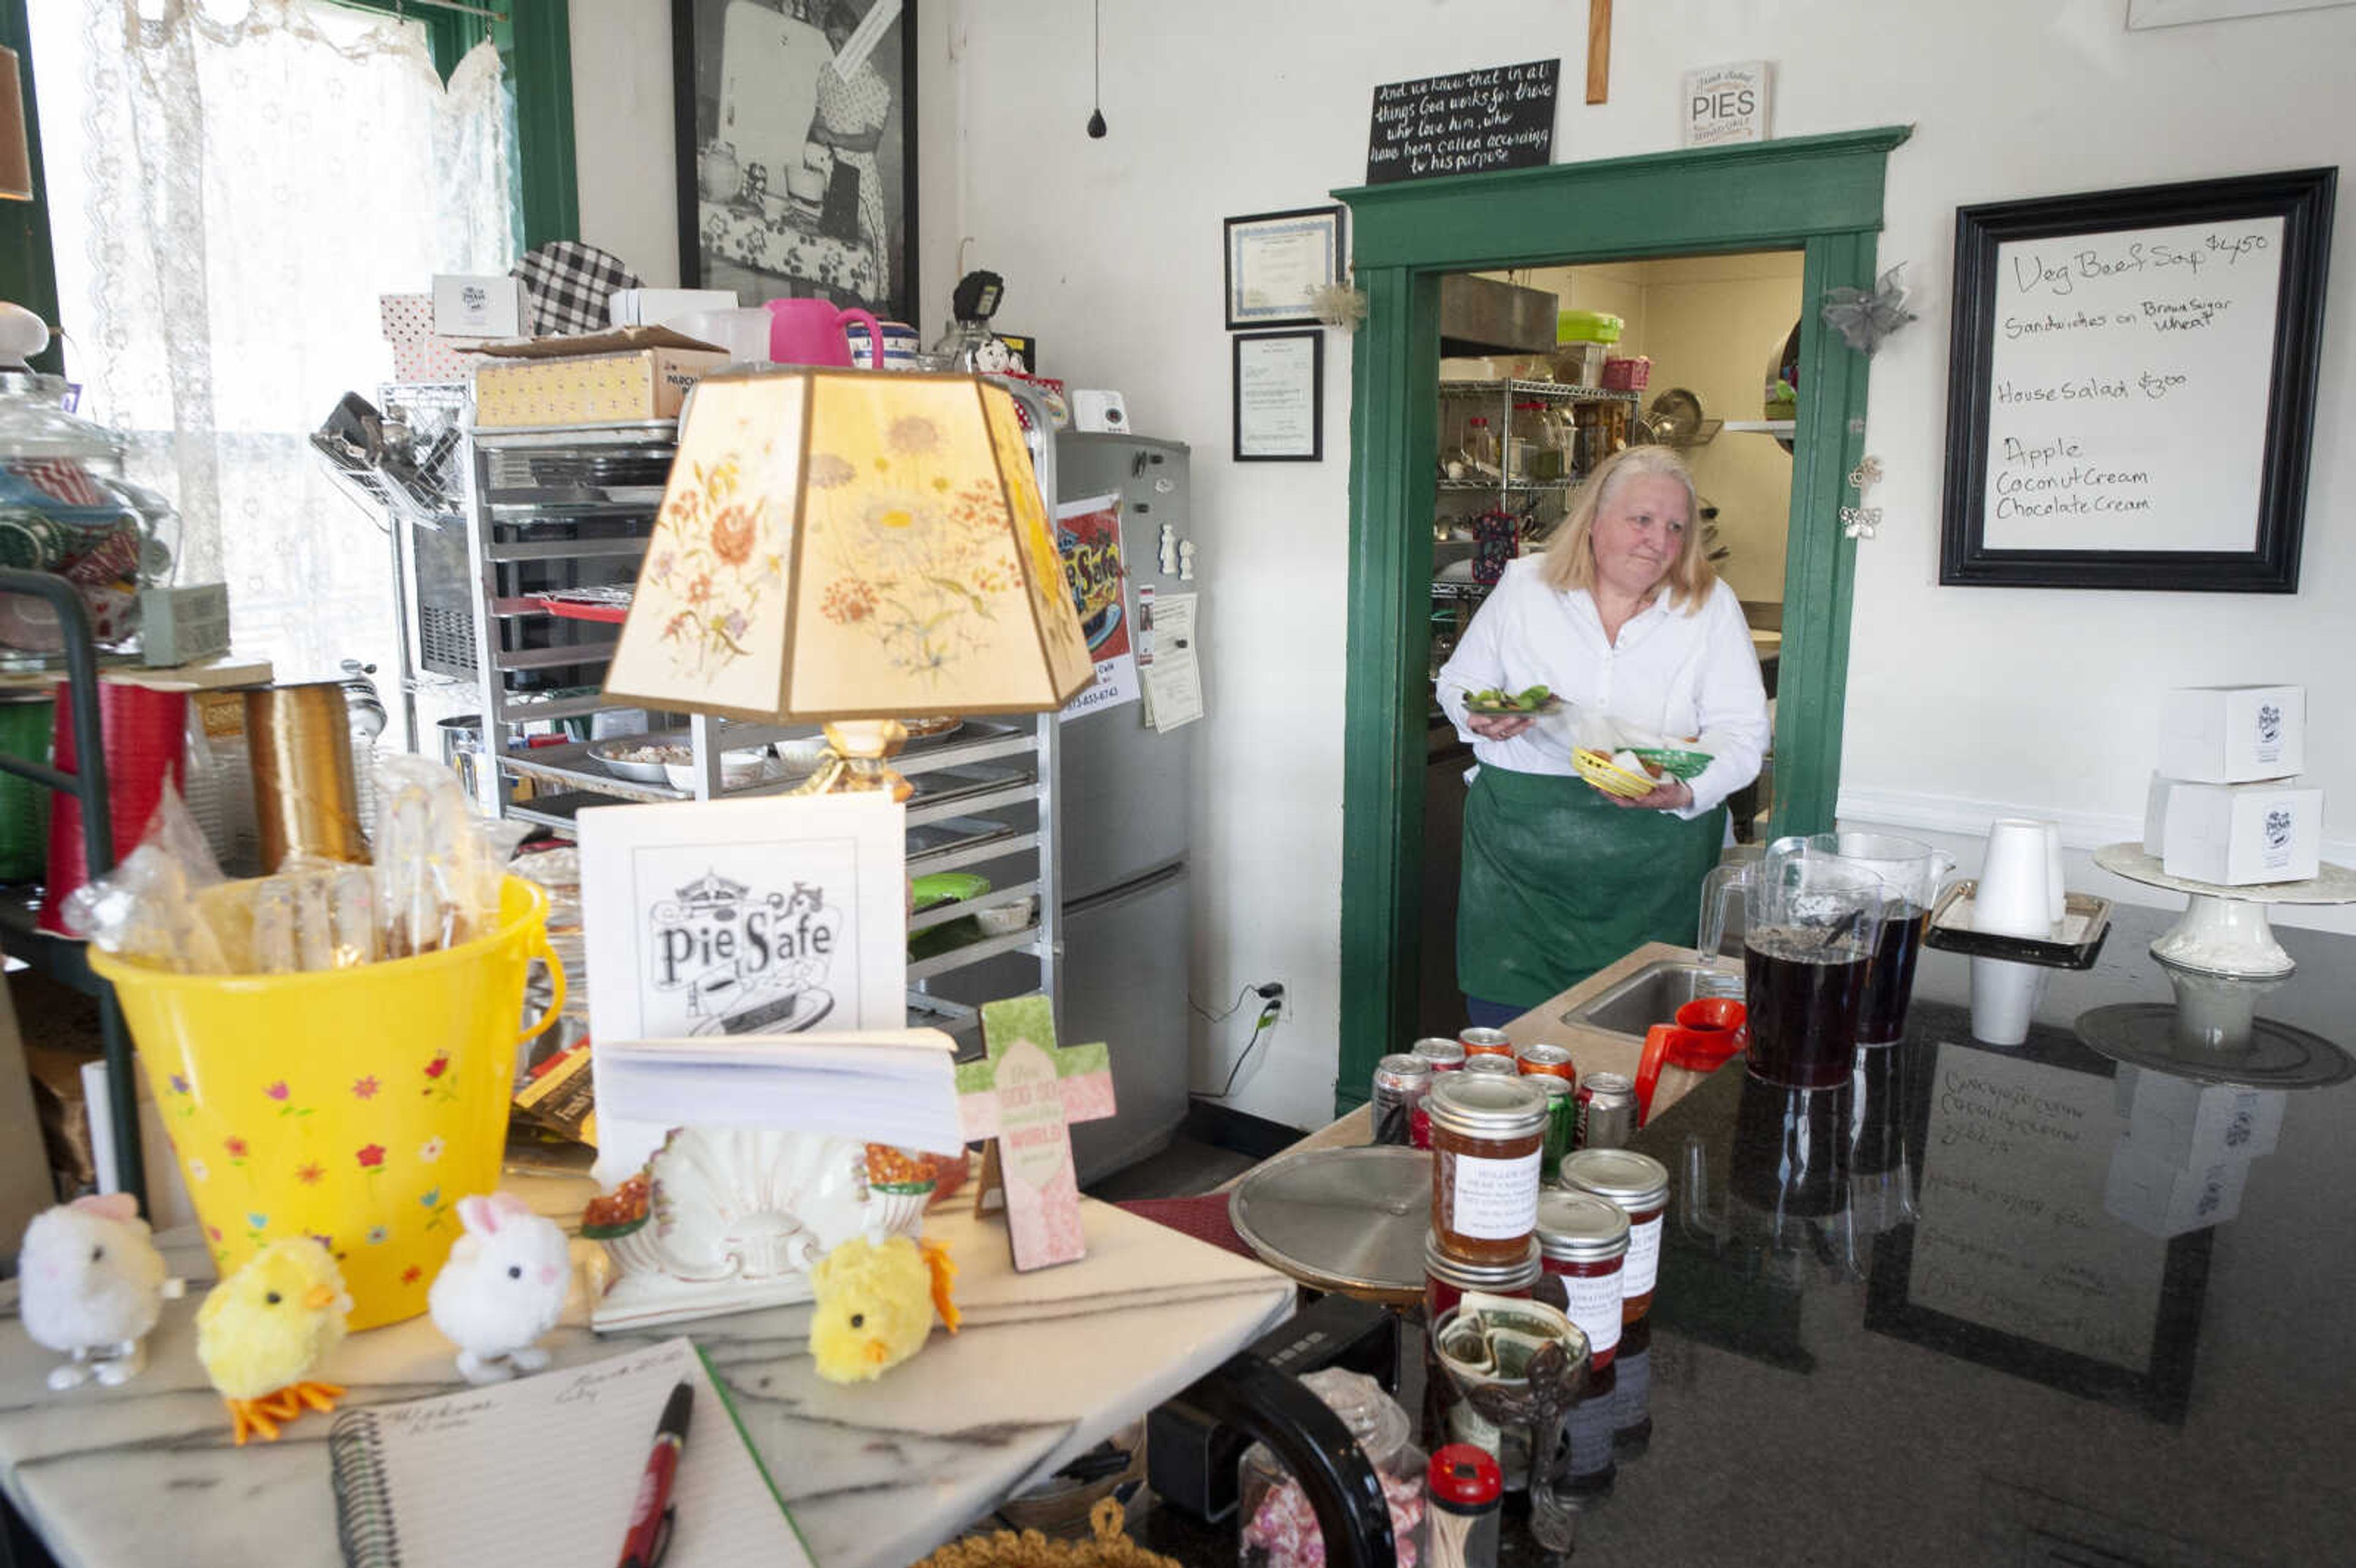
1560;956;1743;1037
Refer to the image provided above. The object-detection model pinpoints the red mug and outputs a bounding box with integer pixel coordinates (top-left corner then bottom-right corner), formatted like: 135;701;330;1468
763;298;884;369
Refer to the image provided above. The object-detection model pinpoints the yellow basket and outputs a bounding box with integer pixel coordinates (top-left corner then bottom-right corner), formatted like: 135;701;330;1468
1571;748;1657;799
91;877;562;1329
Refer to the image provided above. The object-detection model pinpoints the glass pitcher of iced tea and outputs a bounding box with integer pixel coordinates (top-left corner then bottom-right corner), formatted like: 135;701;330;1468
1777;832;1954;1048
1698;844;1888;1089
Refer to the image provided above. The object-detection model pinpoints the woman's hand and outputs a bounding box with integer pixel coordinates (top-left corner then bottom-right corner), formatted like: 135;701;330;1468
1465;713;1536;742
1604;777;1694;812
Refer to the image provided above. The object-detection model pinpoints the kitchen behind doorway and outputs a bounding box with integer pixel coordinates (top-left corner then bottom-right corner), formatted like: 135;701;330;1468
1419;251;1801;1041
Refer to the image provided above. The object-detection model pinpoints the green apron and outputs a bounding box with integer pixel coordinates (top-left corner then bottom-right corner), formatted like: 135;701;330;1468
1457;764;1726;1010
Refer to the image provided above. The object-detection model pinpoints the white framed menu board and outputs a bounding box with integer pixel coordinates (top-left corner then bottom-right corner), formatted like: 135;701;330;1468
1939;168;2334;592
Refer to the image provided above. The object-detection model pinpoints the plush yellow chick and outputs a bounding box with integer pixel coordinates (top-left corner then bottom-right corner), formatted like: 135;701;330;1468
194;1238;352;1445
807;1235;960;1385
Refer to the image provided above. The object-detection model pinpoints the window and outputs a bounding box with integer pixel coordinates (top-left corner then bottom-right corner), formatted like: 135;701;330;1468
4;0;574;697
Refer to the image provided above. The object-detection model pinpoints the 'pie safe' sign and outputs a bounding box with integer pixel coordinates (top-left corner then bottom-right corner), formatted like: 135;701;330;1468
1366;60;1558;185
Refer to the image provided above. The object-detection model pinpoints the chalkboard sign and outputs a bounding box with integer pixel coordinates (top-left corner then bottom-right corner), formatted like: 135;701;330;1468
1941;168;2334;592
1366;60;1558;185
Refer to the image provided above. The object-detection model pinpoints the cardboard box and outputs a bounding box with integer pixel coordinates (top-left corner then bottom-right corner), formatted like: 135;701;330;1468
433;272;527;338
2162;779;2322;886
379;294;487;383
471;327;727;429
2112;1064;2285;1165
2103;1139;2248;1238
2158;684;2304;783
609;287;740;328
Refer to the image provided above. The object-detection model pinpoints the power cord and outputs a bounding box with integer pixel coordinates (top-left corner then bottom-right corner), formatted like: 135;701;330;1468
1187;982;1261;1026
1201;983;1285;1101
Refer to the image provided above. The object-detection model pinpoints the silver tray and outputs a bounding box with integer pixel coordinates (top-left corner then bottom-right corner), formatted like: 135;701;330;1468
1924;882;2112;970
1226;1145;1430;1301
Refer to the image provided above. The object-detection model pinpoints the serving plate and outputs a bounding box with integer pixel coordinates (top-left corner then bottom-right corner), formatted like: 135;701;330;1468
1466;695;1564;718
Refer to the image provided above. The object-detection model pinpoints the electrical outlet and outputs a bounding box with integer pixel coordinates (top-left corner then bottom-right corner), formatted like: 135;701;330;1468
1256;981;1287;1023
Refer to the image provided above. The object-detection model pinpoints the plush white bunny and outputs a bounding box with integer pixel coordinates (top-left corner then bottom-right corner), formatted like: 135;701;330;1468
427;1192;572;1384
18;1194;183;1391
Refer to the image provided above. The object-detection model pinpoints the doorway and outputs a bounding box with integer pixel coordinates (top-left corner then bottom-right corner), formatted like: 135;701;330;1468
1415;252;1804;1040
1335;128;1912;1110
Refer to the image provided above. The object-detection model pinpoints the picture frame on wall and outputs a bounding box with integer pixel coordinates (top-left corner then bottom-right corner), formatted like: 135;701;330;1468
1233;330;1324;463
1223;206;1347;331
672;0;919;327
1939;167;2334;593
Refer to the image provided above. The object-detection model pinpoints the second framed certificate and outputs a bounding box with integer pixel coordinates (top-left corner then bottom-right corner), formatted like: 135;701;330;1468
1233;331;1325;463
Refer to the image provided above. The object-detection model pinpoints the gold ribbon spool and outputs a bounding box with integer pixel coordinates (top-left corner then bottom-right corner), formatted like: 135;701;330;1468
244;683;367;870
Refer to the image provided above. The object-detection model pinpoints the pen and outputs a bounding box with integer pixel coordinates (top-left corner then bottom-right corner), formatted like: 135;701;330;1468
617;1380;694;1568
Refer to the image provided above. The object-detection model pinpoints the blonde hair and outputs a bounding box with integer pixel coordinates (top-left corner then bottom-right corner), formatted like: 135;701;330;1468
1538;444;1714;612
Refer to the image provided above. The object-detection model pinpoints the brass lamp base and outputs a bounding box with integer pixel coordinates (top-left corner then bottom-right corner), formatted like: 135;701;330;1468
790;719;912;802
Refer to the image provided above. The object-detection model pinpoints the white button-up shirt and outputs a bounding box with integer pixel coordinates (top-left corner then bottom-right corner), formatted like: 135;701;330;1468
1434;559;1771;820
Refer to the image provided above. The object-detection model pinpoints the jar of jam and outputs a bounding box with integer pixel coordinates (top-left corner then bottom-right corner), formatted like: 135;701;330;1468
1559;1148;1670;1322
1461;1055;1519;1079
1458;1027;1514;1059
1611;1316;1653;1458
1533;1189;1627;1368
1422;1229;1541;1321
1427;1074;1548;1266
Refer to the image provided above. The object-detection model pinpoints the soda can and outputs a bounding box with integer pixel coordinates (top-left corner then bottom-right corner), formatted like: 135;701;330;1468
1517;1042;1577;1084
1578;1071;1638;1151
1459;1026;1515;1058
1461;1055;1520;1078
1536;1074;1577;1182
1371;1053;1433;1147
1412;1036;1466;1072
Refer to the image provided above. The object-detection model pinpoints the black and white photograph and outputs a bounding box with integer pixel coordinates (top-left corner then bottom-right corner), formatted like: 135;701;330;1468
672;0;918;325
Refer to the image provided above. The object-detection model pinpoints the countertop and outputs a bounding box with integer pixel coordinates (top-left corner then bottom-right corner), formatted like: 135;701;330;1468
0;1184;1296;1568
1545;908;2356;1564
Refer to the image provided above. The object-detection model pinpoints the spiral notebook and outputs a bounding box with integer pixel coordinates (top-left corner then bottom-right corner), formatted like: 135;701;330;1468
328;1337;810;1568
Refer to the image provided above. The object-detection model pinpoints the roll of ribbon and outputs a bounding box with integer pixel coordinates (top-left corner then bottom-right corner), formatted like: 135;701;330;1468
244;683;367;870
38;682;187;934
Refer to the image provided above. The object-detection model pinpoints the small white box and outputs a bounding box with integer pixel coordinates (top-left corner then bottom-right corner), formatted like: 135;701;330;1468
2141;772;2180;856
1074;388;1128;432
2112;1064;2285;1164
2157;684;2304;783
2103;1140;2248;1238
609;287;741;329
2161;780;2322;886
432;273;526;338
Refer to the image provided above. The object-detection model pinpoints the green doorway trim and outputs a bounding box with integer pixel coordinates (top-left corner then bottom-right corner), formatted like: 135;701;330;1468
1330;126;1912;1115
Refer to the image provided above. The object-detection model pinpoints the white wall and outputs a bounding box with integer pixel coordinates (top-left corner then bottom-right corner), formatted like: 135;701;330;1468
568;0;679;285
574;0;2356;1128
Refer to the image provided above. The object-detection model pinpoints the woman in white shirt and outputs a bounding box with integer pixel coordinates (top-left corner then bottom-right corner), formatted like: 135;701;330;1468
1435;445;1769;1028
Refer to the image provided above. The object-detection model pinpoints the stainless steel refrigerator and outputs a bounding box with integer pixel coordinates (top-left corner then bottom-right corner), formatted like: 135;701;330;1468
1055;431;1195;1183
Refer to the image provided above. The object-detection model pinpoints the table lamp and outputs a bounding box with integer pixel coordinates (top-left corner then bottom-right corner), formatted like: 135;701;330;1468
602;368;1095;797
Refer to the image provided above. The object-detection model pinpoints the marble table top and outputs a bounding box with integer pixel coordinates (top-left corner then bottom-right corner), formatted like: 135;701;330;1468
0;1179;1296;1568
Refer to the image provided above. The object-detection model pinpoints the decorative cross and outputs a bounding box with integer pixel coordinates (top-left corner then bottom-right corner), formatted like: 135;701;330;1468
956;995;1116;1271
1587;0;1612;104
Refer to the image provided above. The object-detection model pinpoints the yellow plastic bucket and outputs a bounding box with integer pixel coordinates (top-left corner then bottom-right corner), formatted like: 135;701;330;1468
91;877;562;1329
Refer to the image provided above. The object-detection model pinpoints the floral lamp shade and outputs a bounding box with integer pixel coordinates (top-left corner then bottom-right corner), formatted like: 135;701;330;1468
604;370;1095;721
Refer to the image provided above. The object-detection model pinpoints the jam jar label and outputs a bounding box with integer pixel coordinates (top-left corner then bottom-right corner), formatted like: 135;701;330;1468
1452;1148;1543;1239
1624;1213;1663;1297
1558;1267;1624;1359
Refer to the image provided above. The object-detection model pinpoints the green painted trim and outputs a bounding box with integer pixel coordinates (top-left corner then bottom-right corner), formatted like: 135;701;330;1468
496;0;579;250
1340;127;1913;270
1330;129;1909;1120
0;0;63;376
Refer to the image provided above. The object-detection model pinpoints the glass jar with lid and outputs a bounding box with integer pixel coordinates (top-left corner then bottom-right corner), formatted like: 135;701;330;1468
0;363;179;656
1423;1228;1539;1321
1238;1367;1427;1568
1533;1188;1628;1367
1558;1148;1670;1322
1427;1073;1548;1266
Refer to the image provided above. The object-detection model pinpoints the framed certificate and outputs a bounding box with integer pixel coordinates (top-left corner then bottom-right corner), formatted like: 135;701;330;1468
1233;331;1324;463
1223;206;1347;329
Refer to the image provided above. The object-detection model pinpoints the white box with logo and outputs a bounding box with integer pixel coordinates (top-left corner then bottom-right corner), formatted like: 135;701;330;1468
2112;1064;2285;1166
609;288;741;329
431;273;526;339
2103;1140;2249;1238
2157;683;2303;783
2160;779;2322;886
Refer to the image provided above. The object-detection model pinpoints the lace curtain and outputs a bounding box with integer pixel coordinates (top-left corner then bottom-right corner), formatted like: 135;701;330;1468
29;0;514;683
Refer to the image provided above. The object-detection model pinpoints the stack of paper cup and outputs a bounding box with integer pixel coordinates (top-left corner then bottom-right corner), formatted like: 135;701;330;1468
1971;819;2064;1046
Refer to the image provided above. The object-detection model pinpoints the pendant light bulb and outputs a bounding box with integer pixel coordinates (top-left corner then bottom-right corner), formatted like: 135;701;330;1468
1086;0;1106;139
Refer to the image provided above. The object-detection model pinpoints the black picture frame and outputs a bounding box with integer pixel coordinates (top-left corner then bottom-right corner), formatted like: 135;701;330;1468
672;0;920;328
1223;206;1347;331
1939;167;2334;593
1233;331;1325;463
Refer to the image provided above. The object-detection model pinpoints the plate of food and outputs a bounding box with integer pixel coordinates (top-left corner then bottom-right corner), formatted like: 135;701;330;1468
590;737;693;784
1465;685;1563;718
1573;747;1662;799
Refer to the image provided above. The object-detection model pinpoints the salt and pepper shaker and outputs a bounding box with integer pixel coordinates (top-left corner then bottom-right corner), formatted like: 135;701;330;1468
1426;1444;1502;1568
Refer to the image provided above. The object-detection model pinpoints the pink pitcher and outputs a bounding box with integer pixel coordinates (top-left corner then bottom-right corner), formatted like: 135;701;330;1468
763;298;884;369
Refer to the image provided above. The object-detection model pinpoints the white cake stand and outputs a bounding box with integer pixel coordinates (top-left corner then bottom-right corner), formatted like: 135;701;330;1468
2092;843;2356;978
